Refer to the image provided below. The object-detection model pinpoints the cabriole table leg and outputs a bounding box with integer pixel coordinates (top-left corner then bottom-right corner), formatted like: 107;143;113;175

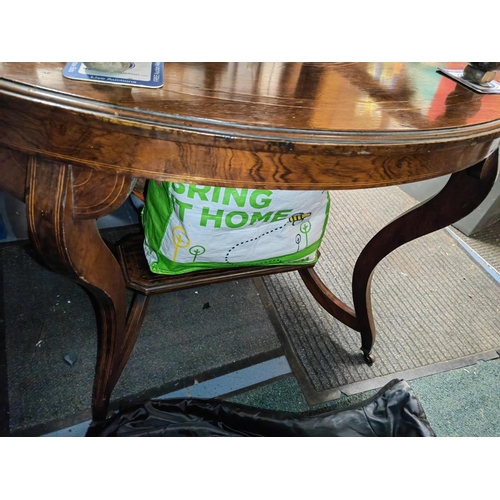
25;157;133;421
352;150;499;364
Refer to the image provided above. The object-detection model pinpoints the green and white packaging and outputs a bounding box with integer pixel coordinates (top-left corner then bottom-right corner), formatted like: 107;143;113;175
142;182;330;275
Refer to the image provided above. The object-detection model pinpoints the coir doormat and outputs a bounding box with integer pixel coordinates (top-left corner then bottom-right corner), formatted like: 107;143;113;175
262;186;500;404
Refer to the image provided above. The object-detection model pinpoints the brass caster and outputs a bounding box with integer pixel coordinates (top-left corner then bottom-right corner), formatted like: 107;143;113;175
362;350;375;366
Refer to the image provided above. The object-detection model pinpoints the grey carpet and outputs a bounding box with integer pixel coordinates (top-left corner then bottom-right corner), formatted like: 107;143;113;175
2;232;282;434
263;186;500;403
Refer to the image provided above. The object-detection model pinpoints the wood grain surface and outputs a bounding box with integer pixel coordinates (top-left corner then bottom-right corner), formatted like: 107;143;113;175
2;62;500;189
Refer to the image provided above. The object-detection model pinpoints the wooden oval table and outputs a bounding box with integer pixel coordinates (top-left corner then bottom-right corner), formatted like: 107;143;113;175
1;62;500;421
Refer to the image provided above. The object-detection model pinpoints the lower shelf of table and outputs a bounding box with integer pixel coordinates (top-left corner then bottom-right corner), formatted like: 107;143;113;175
115;233;316;295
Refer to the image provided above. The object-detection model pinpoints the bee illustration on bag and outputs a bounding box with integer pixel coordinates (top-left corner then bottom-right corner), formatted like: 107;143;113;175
289;212;312;226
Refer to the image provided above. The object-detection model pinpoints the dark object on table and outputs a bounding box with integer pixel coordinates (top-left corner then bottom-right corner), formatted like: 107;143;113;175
86;379;436;437
463;62;500;85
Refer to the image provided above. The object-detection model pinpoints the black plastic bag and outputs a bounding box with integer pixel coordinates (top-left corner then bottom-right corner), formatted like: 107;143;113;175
86;379;436;437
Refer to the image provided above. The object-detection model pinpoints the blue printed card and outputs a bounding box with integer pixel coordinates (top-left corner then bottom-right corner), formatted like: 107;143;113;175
63;62;164;88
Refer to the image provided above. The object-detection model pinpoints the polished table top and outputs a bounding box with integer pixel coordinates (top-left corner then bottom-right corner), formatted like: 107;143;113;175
2;62;500;189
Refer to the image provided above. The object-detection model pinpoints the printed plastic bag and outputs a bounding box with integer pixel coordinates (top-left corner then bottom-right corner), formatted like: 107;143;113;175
142;182;330;275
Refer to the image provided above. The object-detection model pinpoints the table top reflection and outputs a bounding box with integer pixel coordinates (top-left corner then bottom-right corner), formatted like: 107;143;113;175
1;62;500;190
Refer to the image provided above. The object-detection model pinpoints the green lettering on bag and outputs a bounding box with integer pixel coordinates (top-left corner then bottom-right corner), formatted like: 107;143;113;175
225;211;249;228
222;188;248;207
200;207;224;228
272;210;292;222
211;186;222;203
249;190;273;209
174;199;193;222
187;185;211;201
172;183;186;194
250;212;273;225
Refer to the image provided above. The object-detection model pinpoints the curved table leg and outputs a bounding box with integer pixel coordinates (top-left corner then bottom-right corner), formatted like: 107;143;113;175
298;267;358;331
352;150;499;364
26;157;133;421
114;293;151;385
